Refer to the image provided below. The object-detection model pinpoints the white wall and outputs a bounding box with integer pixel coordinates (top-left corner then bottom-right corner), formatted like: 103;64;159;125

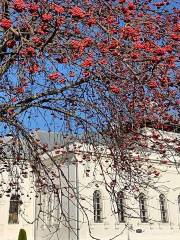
0;172;35;240
74;153;180;240
0;149;180;240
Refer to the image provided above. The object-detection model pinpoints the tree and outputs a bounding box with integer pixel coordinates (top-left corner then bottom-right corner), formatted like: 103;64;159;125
0;0;179;239
18;229;27;240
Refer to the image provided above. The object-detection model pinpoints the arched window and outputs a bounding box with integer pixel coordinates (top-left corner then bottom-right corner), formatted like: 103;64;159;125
93;190;103;223
159;194;168;222
139;193;148;222
178;195;180;213
8;194;21;224
116;191;125;223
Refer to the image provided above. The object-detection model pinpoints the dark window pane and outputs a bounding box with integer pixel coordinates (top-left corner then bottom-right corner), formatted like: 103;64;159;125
159;194;168;223
93;190;102;223
139;193;148;222
117;192;125;223
8;195;20;224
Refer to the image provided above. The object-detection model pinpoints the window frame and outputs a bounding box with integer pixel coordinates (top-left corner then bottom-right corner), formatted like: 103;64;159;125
93;190;103;223
8;194;21;224
159;194;168;223
139;193;148;223
116;191;126;223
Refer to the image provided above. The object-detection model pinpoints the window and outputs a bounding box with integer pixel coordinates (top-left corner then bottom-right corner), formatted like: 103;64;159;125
116;191;125;223
159;194;168;223
54;193;60;225
93;190;103;223
8;194;21;224
178;195;180;213
139;193;148;222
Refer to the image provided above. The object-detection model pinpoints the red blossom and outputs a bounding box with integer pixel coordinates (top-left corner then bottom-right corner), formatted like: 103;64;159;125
128;2;136;10
83;71;90;77
20;78;28;86
51;4;64;14
70;38;93;54
56;57;68;64
70;6;85;18
36;25;48;35
28;3;39;13
171;34;179;41
138;12;143;17
108;40;119;50
166;56;176;67
29;64;39;74
148;81;158;89
13;0;26;12
130;52;140;59
22;47;36;56
121;26;139;39
6;40;16;48
154;47;166;55
161;77;169;85
98;43;108;53
98;58;108;65
62;58;68;63
86;18;96;26
74;27;81;34
107;16;117;24
70;40;82;49
69;71;75;77
81;58;93;68
42;13;53;22
164;45;173;53
0;18;12;29
15;86;25;94
151;56;161;63
109;85;120;94
173;23;180;32
60;78;65;84
32;36;42;45
155;2;165;7
12;97;17;103
82;37;93;47
56;17;65;26
48;72;60;80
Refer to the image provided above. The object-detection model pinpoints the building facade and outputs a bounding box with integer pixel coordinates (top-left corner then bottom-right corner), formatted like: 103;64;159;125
0;130;180;240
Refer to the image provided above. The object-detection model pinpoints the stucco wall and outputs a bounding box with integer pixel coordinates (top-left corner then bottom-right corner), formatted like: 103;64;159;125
0;151;180;240
75;156;180;240
0;172;35;240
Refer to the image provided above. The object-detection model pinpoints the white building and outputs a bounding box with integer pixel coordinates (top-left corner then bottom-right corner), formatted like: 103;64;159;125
0;129;180;240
